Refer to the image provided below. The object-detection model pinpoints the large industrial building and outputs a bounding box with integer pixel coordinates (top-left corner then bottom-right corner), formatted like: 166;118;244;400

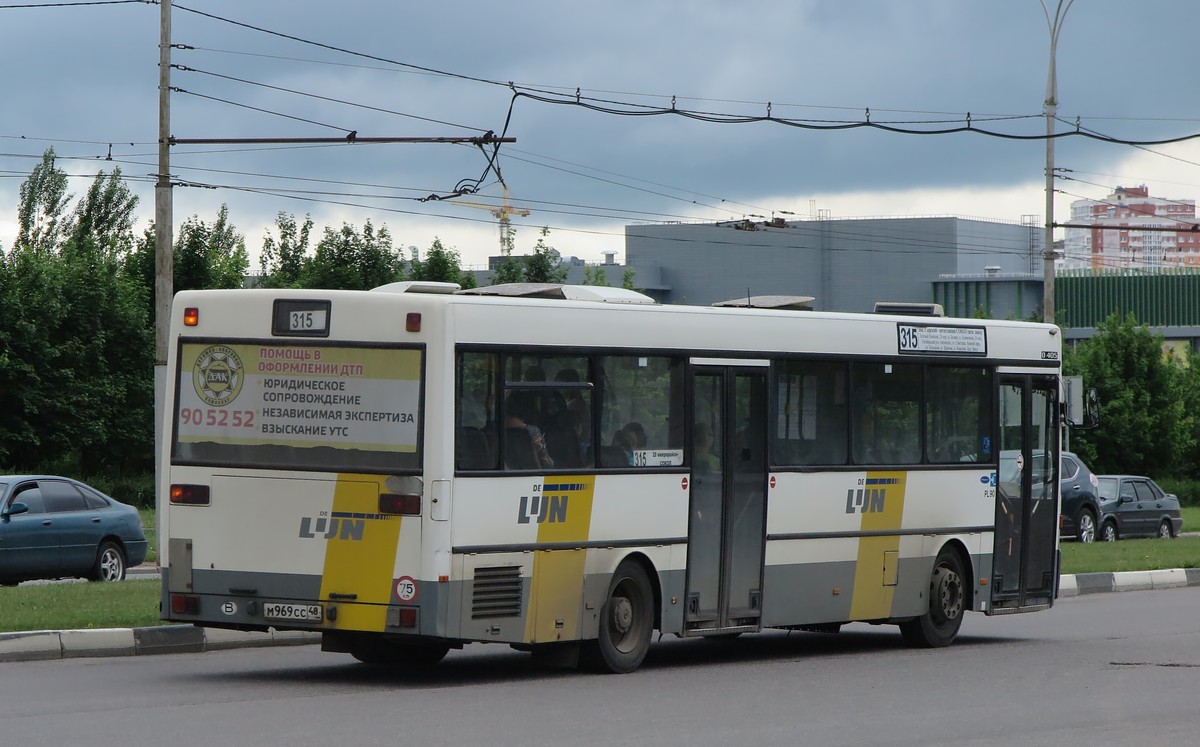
623;215;1044;313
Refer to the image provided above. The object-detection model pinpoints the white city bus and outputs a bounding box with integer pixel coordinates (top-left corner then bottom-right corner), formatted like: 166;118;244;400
161;282;1066;673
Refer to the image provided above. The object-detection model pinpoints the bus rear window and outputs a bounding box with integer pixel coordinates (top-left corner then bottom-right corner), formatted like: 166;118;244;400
172;341;423;473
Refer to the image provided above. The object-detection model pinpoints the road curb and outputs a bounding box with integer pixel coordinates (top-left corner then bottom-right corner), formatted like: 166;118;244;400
0;625;320;663
1057;567;1200;597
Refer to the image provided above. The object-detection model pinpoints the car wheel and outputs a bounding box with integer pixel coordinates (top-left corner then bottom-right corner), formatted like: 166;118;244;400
899;547;966;648
1076;509;1096;543
1100;521;1118;543
91;541;127;582
1158;520;1174;540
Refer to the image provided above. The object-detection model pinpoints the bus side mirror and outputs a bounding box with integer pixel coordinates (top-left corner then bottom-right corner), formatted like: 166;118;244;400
1066;386;1100;430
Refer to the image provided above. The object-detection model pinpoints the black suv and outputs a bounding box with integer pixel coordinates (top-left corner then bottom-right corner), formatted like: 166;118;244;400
1058;451;1101;543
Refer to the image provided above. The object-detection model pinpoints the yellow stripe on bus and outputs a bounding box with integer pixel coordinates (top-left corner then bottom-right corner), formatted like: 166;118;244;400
849;471;907;621
525;476;597;643
318;475;402;632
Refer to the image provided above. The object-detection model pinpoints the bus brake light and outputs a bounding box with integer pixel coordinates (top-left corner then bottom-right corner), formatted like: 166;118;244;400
405;312;421;332
171;594;200;615
379;493;421;516
170;484;211;506
183;307;199;326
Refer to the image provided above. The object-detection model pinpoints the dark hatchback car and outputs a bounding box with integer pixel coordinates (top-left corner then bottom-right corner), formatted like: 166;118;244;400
0;476;147;584
1095;475;1184;542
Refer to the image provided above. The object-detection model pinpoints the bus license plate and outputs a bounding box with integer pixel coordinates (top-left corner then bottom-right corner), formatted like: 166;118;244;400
263;602;323;622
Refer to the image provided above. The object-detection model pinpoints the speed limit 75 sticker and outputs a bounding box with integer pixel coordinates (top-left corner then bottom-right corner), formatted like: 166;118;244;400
394;576;418;602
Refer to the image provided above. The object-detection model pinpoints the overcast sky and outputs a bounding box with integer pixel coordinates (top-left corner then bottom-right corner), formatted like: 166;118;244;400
3;0;1199;269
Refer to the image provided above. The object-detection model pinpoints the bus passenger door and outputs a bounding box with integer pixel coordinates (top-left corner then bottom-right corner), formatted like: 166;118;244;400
992;374;1059;611
685;364;769;634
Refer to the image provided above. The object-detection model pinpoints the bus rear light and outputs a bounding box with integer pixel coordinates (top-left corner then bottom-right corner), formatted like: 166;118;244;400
171;594;200;615
379;493;420;515
397;607;418;629
405;312;421;332
183;307;199;326
170;484;210;506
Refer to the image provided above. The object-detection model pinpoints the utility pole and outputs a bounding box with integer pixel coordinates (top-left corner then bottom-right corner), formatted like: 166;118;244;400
155;0;173;512
1041;0;1074;324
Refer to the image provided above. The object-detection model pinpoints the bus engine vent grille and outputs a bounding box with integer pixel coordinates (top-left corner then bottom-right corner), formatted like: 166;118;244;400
471;566;523;619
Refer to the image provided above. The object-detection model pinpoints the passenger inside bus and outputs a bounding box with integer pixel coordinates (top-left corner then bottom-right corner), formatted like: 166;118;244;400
693;422;720;474
504;394;554;469
605;428;637;466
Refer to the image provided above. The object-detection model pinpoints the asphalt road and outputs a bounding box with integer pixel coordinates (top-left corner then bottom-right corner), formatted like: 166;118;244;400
2;585;1198;747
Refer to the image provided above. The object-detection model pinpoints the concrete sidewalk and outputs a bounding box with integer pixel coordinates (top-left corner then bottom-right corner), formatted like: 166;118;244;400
4;567;1200;664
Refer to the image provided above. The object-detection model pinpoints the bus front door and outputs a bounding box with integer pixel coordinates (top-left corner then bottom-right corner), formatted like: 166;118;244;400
992;374;1059;612
685;364;768;634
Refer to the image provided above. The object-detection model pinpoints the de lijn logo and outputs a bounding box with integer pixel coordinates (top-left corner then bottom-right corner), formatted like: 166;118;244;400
193;345;244;406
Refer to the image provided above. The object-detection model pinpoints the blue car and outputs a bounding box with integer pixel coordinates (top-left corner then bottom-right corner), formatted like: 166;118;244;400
0;476;147;584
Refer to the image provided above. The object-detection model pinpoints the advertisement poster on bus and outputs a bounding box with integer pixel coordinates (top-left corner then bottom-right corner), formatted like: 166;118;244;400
173;342;422;471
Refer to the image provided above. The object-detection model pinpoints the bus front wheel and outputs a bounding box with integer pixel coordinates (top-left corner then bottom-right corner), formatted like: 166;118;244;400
900;548;965;648
583;560;654;673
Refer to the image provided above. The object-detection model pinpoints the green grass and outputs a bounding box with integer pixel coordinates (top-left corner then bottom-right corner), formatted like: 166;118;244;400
139;508;157;565
1059;536;1200;574
0;579;163;633
1181;506;1199;532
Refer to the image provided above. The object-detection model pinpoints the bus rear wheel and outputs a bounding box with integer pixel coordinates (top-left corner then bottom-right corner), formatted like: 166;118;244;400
900;548;965;648
582;560;654;673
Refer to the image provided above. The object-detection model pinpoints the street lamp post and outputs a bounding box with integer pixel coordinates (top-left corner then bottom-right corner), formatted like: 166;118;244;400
1041;0;1074;324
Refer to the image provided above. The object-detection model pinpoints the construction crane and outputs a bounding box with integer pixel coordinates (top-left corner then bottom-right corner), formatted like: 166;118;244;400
451;186;531;256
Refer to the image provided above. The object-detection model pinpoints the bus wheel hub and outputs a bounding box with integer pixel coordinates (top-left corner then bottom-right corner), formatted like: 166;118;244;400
611;597;633;634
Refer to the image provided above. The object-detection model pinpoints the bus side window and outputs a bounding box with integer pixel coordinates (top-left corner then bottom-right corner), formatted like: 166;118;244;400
773;360;848;467
597;355;684;468
851;362;920;466
457;351;500;471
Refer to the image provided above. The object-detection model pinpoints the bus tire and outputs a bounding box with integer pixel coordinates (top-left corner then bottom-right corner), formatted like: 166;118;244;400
351;640;449;668
582;560;654;673
900;547;965;648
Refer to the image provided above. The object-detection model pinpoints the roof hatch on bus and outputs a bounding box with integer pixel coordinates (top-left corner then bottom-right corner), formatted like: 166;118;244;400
712;295;815;311
372;281;462;294
457;283;656;304
873;301;945;317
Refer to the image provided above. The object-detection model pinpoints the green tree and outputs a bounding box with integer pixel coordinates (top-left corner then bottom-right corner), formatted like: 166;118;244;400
258;212;313;289
622;268;637;290
65;167;139;257
174;205;249;291
583;264;610;286
15;148;72;254
1064;312;1191;477
523;227;567;284
301;220;403;290
0;235;152;472
492;258;524;285
410;237;475;289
